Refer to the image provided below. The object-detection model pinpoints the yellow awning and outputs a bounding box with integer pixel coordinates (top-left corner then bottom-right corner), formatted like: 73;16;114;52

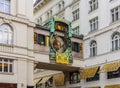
39;76;52;84
80;66;99;79
100;61;120;73
54;73;64;86
105;84;120;88
34;78;42;84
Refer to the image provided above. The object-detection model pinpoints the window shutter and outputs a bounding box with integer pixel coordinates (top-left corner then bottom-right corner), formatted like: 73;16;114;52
34;32;37;44
46;36;49;46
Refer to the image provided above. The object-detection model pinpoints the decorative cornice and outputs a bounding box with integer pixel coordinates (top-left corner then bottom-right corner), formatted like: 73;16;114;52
84;20;120;41
34;0;50;13
0;12;35;27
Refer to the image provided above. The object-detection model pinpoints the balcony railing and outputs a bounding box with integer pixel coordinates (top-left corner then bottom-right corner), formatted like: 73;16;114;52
0;44;13;53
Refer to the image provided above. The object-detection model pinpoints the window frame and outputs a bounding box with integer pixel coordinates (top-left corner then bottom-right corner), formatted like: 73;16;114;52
0;23;13;45
90;17;98;32
0;58;13;73
73;26;79;36
69;71;80;84
111;6;120;22
72;9;79;21
0;0;10;13
90;40;97;57
72;42;80;52
89;0;98;12
107;68;120;79
112;32;120;51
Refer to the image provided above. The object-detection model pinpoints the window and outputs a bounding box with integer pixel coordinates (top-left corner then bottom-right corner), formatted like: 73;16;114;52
111;6;120;22
37;17;42;24
86;67;99;82
0;24;13;44
47;10;52;19
89;0;98;12
34;33;46;46
37;34;46;46
112;32;120;51
73;26;79;35
59;4;61;11
45;77;53;87
72;42;80;52
58;1;64;11
0;58;13;73
107;68;120;79
90;40;97;57
90;17;98;32
73;9;79;21
69;72;80;84
62;1;64;8
0;0;10;13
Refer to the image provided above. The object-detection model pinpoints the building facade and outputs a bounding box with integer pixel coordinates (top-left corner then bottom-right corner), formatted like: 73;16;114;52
34;0;81;36
34;0;120;88
33;0;84;88
33;19;83;88
0;0;34;88
82;0;120;88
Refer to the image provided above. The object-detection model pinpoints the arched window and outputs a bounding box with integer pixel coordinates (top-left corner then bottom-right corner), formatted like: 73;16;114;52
112;32;120;51
0;24;13;44
90;40;97;57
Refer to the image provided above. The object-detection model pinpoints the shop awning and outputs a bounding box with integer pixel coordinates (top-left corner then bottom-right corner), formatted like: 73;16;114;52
100;61;120;73
39;76;52;84
54;73;64;86
34;78;42;84
88;86;100;88
104;84;120;88
80;66;99;79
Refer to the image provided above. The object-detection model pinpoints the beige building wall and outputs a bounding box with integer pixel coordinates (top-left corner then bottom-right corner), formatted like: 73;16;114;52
0;0;34;88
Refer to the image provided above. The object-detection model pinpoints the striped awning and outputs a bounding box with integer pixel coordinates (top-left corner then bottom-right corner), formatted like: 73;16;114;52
80;66;99;79
100;61;120;73
54;73;64;86
34;78;42;84
104;84;120;88
39;76;52;84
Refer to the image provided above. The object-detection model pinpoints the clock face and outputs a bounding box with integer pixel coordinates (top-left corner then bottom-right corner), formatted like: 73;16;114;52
51;34;68;53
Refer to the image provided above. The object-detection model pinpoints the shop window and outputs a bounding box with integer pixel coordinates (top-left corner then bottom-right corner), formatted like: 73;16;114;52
27;86;34;88
86;67;99;82
107;68;120;79
0;58;13;73
70;71;80;84
45;77;53;87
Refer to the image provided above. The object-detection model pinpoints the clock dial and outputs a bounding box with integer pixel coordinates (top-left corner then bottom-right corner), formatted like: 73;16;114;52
52;34;68;53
